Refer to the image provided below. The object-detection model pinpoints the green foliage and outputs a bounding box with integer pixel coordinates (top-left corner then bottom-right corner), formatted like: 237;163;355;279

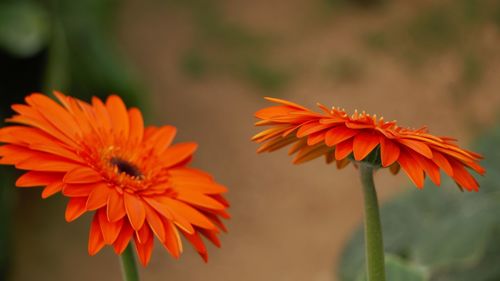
339;123;500;281
355;255;429;281
0;0;145;108
0;2;50;57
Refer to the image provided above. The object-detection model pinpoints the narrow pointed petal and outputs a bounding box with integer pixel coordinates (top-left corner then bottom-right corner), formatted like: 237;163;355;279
113;223;134;255
353;133;380;161
380;138;400;167
398;138;433;159
65;197;88;222
162;219;183;258
88;214;105;256
144;204;166;243
398;151;424;188
63;167;102;184
325;126;358;146
124;193;146;231
86;183;111;210
161;142;197;168
107;191;126;222
16;171;62;187
105;95;129;137
42;181;64;198
134;235;154;266
335;138;353;160
98;208;123;244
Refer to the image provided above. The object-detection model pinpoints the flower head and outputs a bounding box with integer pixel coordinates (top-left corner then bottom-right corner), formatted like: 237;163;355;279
252;97;485;191
0;92;229;265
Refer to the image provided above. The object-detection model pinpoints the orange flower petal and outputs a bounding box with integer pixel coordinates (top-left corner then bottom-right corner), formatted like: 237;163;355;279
335;138;354;160
128;108;144;144
98;208;123;244
161;142;197;168
42;181;64;198
398;138;433;159
124;193;146;231
135;223;152;244
410;151;441;186
325;126;358;147
144;204;166;243
26;93;81;139
162;219;182;258
149;126;177;154
134;234;154;266
380;137;400;167
88;214;105;256
15;154;81;172
113;223;134;255
398;151;424;188
63;183;95;197
86;183;111;210
170;181;228;194
353;133;380;161
449;159;479;191
63;167;102;184
176;191;226;210
1;93;229;264
65;197;88;222
15;171;62;187
105;95;129;138
431;150;454;177
163;198;216;230
107;191;126;222
182;230;208;262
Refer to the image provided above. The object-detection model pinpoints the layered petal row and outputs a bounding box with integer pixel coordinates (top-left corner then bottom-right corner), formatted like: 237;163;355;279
252;97;484;191
0;92;229;265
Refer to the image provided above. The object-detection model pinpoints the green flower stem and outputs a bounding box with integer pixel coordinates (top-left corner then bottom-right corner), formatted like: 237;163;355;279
360;163;386;281
120;244;140;281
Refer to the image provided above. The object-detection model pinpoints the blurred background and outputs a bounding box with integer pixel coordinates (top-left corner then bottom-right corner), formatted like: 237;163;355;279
1;0;500;280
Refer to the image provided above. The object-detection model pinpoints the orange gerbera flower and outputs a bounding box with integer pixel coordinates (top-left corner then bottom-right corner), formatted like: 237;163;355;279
252;97;485;191
0;92;229;265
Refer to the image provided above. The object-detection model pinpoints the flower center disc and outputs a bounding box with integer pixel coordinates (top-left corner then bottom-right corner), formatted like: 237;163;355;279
110;157;143;178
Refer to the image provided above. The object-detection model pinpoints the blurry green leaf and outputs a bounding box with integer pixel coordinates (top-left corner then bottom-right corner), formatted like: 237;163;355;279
43;22;69;92
412;214;491;268
340;187;499;281
385;255;428;281
355;255;429;281
340;123;500;281
0;2;49;57
431;228;500;281
474;124;500;189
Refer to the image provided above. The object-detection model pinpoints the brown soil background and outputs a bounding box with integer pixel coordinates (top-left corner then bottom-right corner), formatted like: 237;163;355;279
10;0;500;280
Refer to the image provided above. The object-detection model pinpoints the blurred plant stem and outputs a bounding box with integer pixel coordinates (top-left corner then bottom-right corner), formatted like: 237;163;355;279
360;164;386;281
43;19;69;93
120;244;140;281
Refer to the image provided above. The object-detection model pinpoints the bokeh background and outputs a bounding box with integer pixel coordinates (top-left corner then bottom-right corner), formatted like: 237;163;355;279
1;0;500;280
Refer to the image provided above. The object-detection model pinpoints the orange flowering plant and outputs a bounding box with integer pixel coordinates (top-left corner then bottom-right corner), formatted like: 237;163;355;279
0;93;229;281
252;97;484;281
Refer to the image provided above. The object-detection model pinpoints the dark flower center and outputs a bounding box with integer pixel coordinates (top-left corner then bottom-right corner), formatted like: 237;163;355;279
110;157;143;178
